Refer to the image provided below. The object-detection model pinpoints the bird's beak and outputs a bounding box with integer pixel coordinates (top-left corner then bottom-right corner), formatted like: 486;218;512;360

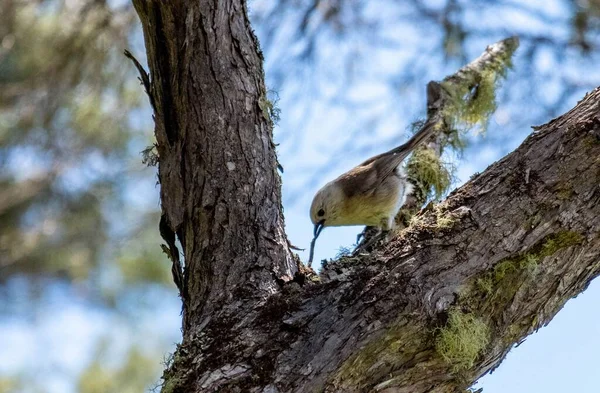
313;219;326;239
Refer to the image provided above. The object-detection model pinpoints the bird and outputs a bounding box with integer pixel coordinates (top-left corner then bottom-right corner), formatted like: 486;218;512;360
308;120;438;265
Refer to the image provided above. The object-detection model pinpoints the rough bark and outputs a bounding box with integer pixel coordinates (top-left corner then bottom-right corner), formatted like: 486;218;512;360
131;0;297;331
130;2;600;392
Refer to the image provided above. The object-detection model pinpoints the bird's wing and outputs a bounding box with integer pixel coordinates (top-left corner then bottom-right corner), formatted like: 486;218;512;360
336;163;379;198
368;119;438;186
336;119;438;199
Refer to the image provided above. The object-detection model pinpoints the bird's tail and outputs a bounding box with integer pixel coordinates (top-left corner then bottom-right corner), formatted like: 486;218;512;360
385;118;438;158
359;118;439;168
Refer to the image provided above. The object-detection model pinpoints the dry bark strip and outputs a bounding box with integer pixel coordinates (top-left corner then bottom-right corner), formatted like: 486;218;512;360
130;1;600;392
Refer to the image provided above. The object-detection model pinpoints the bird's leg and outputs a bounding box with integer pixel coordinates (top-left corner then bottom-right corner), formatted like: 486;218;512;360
356;226;372;244
355;226;378;247
353;216;397;255
353;226;387;255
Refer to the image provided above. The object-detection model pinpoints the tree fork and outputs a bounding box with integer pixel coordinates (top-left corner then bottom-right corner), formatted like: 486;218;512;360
130;1;600;392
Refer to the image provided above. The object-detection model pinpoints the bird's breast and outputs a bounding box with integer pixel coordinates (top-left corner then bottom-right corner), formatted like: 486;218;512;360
335;175;409;227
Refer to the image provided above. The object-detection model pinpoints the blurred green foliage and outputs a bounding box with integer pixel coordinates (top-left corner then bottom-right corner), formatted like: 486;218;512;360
0;378;23;393
0;0;173;391
0;0;169;288
78;346;159;393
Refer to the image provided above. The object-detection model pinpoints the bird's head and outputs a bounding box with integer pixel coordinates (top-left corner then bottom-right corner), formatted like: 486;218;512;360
309;182;344;239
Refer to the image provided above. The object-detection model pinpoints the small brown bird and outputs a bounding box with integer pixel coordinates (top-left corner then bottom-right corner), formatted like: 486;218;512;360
308;120;437;265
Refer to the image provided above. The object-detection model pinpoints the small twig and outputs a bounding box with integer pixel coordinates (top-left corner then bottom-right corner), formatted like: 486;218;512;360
124;49;156;111
308;236;318;267
159;214;185;299
287;238;305;251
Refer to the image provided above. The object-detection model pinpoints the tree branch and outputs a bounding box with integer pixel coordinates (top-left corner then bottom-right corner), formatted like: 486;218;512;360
359;38;519;251
174;86;598;393
124;49;156;111
405;37;519;217
131;2;600;391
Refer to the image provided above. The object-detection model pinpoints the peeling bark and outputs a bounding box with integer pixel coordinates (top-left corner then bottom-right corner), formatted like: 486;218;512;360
131;1;600;392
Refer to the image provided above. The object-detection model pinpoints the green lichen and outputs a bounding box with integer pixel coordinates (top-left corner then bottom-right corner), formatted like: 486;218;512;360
458;71;498;128
472;231;582;304
494;253;538;280
474;252;538;301
475;276;493;296
523;212;543;230
435;309;489;372
161;377;181;393
458;230;584;350
405;41;516;209
540;231;584;256
437;216;454;229
406;147;453;201
331;254;362;268
436;207;456;230
258;90;281;125
406;203;457;232
159;346;188;393
584;135;600;147
333;322;427;390
555;182;574;200
441;43;515;135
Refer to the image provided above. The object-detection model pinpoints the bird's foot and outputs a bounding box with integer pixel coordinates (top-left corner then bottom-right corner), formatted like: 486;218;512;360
353;227;388;255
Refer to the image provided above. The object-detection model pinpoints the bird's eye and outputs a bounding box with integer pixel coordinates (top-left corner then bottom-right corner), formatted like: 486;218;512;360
317;209;325;217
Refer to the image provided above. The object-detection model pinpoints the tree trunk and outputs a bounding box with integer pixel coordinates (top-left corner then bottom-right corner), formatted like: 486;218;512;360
131;0;297;331
131;1;600;392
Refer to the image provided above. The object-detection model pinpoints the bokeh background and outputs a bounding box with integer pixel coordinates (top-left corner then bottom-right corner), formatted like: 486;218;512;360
1;0;599;392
